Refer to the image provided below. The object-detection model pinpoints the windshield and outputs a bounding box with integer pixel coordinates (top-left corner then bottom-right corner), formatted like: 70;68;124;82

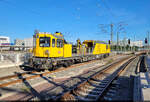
39;37;50;47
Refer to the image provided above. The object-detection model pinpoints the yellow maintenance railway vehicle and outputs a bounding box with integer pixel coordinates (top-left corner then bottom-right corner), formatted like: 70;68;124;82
25;31;111;71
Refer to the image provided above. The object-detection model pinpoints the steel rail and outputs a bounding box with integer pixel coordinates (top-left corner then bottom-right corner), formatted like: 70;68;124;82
133;56;143;102
97;57;136;101
0;56;130;88
0;58;100;81
0;71;37;81
52;56;135;101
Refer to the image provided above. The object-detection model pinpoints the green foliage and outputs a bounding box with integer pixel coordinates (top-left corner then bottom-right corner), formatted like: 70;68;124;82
110;45;140;52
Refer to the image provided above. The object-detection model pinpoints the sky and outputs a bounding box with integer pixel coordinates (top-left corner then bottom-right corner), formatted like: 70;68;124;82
0;0;150;43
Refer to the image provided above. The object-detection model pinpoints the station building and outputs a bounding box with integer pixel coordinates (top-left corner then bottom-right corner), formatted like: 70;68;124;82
117;39;143;47
130;40;143;47
0;36;10;45
14;38;33;47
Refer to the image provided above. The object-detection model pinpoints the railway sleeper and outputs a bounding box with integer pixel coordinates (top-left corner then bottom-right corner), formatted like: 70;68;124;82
76;86;101;94
84;84;104;91
101;79;111;83
88;80;101;85
105;92;115;97
107;89;117;93
88;80;107;87
89;78;110;84
90;78;109;82
93;76;107;80
73;90;98;99
109;86;117;90
73;95;94;101
103;96;112;101
78;87;101;94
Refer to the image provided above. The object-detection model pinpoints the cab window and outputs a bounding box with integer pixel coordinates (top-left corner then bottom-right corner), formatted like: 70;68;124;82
39;37;50;47
52;39;55;47
57;39;63;47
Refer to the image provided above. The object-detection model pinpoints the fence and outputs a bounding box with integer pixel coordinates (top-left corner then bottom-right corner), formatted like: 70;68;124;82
0;52;32;63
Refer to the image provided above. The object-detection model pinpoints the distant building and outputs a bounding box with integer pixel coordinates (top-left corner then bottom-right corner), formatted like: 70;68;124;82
14;39;24;46
118;38;128;46
130;40;143;47
114;39;143;47
0;36;10;45
24;38;33;47
14;38;33;47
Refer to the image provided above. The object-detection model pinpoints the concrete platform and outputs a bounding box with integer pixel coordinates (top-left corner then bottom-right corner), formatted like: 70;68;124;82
140;72;150;100
0;61;23;69
140;56;150;101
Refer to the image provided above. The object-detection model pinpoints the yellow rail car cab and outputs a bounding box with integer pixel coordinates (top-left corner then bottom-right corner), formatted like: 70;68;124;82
82;40;110;55
82;40;93;55
93;41;110;55
33;31;72;58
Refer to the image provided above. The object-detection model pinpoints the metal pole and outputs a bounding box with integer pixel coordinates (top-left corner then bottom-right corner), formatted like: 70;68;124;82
120;42;122;53
117;32;119;53
147;31;149;54
110;23;113;52
111;24;113;45
124;31;126;52
124;38;126;52
134;35;135;52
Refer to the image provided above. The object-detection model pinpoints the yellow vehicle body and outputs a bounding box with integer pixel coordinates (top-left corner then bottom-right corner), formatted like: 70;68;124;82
93;43;106;54
33;32;72;58
33;32;110;58
64;44;72;57
83;40;110;55
106;44;111;53
27;31;111;70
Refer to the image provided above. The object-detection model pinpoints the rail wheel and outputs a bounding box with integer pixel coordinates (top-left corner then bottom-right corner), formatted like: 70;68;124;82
63;61;69;67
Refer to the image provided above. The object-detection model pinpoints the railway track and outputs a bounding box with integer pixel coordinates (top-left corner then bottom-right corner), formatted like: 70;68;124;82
0;54;127;89
50;56;137;101
0;55;138;101
139;55;147;72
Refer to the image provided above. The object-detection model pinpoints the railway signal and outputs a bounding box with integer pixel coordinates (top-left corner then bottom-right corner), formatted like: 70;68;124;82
145;38;148;44
128;39;130;45
108;40;111;44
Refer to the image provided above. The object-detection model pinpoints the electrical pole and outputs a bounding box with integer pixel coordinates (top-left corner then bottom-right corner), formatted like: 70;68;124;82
117;31;119;53
134;35;135;52
147;31;149;54
111;24;113;45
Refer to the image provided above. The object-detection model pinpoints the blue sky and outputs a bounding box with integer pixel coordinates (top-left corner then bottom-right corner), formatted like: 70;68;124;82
0;0;150;43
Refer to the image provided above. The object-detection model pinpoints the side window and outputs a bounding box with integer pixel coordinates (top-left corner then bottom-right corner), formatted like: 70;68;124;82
60;40;63;47
57;39;60;47
52;39;55;47
57;39;63;47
